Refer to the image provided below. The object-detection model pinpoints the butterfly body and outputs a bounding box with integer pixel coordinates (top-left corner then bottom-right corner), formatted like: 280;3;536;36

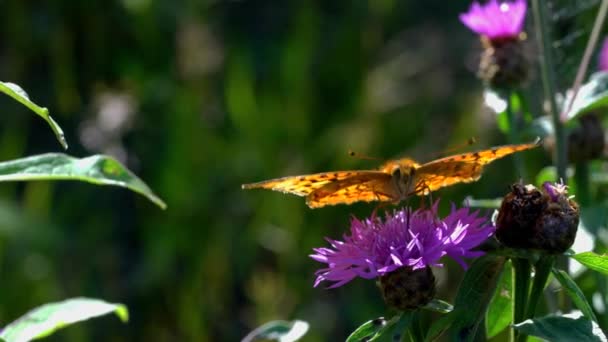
242;140;540;208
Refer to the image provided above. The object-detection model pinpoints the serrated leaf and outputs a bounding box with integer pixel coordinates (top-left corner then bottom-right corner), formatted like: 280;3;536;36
513;313;607;342
0;298;128;342
552;268;597;322
486;260;513;338
241;320;309;342
563;71;608;121
0;153;166;209
346;314;406;342
446;255;506;341
0;82;67;149
572;252;608;275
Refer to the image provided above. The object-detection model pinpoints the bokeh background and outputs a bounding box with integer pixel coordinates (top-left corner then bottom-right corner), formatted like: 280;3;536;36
0;0;602;341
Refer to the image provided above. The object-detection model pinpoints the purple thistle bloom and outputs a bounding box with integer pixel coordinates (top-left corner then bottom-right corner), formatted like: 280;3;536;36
310;201;495;288
600;38;608;71
543;181;569;202
460;0;527;39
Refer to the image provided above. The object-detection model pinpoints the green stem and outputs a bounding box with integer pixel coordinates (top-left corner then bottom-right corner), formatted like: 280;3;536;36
526;255;555;319
512;258;531;342
531;0;571;313
574;162;590;206
531;0;567;181
505;91;526;180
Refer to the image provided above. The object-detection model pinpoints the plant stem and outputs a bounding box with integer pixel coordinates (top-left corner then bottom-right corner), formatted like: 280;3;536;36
531;0;571;312
574;162;591;206
531;0;567;181
562;0;608;121
505;91;526;180
512;258;531;342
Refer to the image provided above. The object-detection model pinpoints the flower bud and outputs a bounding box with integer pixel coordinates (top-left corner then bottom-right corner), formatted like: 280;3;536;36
567;113;605;162
495;182;579;254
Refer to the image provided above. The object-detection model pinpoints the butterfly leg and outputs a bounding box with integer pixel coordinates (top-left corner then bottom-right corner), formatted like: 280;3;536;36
414;181;434;208
371;190;399;213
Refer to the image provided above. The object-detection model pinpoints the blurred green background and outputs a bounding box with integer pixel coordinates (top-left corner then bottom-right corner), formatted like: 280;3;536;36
0;0;599;341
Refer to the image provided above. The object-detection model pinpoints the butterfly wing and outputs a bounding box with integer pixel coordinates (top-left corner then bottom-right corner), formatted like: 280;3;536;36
242;171;389;197
412;140;539;194
306;172;397;208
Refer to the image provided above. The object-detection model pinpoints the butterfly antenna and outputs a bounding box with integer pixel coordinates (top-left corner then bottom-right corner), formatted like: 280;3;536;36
348;150;384;162
433;136;479;159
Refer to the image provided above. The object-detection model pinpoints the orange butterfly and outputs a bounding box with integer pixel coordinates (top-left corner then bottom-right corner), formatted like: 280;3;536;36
242;139;540;208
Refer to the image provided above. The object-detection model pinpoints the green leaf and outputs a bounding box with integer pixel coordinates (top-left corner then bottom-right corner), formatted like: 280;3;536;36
242;320;309;342
572;252;608;275
0;153;166;209
425;311;459;342
446;255;506;341
552;268;597;322
0;82;67;149
0;297;128;342
563;71;608;121
346;314;406;342
535;166;558;187
513;314;607;342
486;260;513;338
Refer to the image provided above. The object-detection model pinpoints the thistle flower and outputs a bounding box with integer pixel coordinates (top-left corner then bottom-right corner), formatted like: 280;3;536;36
310;202;495;309
311;202;494;288
460;0;530;89
460;0;527;39
600;38;608;71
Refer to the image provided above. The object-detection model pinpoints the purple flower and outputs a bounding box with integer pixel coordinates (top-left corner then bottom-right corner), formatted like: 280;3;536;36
310;202;495;288
460;0;527;39
600;38;608;71
543;181;569;202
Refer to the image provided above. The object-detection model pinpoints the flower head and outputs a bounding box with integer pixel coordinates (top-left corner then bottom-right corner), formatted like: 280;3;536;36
460;0;527;39
310;202;495;288
599;38;608;71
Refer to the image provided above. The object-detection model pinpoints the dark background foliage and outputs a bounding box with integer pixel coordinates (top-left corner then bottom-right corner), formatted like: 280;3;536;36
0;0;601;340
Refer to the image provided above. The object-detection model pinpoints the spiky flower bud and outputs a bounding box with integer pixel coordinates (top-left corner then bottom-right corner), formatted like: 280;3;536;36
379;267;436;311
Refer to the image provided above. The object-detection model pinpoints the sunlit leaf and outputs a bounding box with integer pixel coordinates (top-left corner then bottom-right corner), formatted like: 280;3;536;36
513;313;607;342
0;153;166;209
0;82;67;149
0;298;128;342
486;260;513;338
572;252;608;275
562;71;608;121
346;314;407;342
552;268;597;322
241;320;309;342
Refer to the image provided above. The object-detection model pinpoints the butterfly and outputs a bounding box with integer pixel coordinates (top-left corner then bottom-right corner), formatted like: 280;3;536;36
242;139;540;208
